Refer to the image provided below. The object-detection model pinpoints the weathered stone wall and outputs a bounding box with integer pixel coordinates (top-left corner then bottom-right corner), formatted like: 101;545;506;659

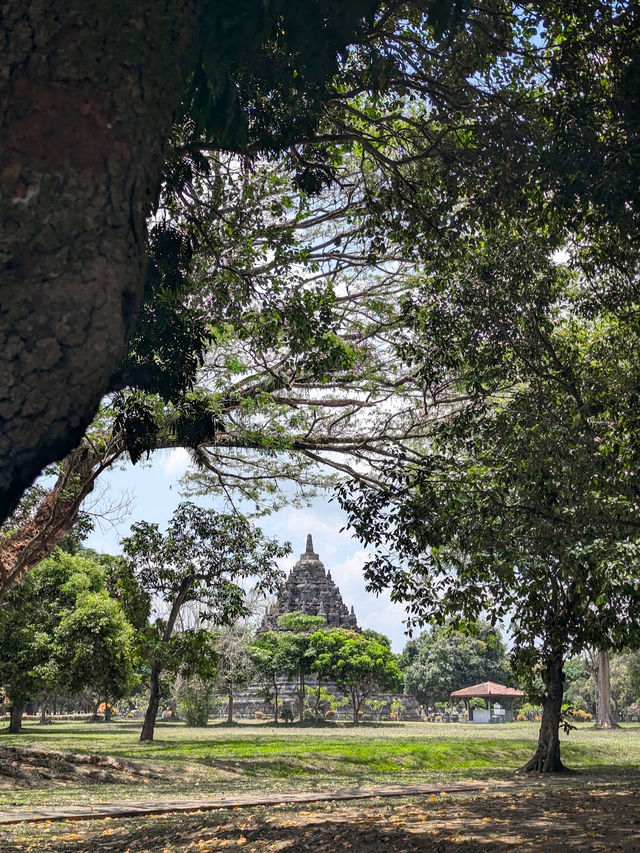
228;682;422;722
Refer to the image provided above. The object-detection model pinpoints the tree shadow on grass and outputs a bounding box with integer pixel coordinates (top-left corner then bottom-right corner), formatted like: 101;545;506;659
2;784;640;853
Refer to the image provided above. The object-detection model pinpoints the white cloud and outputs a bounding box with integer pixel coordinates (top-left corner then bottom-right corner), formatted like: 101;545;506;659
161;448;191;478
329;550;412;652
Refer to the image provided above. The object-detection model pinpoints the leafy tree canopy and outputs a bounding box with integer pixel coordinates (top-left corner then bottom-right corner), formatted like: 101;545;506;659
0;549;135;729
400;620;510;707
308;628;402;722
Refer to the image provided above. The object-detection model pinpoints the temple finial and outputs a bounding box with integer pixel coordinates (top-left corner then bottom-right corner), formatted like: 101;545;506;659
305;534;314;553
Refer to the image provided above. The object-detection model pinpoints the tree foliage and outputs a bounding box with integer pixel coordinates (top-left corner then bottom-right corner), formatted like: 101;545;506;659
122;502;288;740
400;621;510;707
308;629;402;723
0;549;134;731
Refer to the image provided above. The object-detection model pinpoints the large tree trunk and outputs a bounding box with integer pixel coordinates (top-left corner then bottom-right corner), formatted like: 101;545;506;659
595;649;620;729
522;653;567;773
8;699;24;733
0;1;199;521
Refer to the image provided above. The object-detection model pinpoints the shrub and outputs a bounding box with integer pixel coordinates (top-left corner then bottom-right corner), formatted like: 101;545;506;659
178;678;212;727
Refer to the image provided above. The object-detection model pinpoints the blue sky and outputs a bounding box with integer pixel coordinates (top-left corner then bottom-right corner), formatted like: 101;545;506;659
85;448;413;651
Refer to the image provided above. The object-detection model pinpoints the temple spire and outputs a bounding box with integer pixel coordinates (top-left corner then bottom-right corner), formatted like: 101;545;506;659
258;534;360;633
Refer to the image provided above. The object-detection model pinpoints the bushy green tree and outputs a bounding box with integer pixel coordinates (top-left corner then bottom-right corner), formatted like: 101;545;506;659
308;629;402;723
339;248;640;770
122;503;288;741
401;621;510;709
52;591;136;717
276;612;327;722
250;630;291;724
0;549;134;732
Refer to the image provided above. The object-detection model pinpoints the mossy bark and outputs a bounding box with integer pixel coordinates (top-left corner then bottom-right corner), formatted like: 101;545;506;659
0;0;198;520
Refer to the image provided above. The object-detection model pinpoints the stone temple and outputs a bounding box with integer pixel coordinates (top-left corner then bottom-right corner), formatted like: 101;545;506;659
260;534;359;632
230;534;421;721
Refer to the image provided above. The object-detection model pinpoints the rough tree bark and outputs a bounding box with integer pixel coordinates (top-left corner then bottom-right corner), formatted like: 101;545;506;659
595;649;620;729
522;653;567;773
0;0;199;521
8;699;24;733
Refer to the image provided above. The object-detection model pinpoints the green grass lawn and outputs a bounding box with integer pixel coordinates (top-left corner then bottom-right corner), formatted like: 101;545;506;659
1;718;640;808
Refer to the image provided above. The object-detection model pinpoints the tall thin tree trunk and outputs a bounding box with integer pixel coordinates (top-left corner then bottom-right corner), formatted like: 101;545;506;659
298;671;306;722
272;677;280;725
8;700;24;733
522;653;566;772
595;649;620;729
140;662;162;742
39;696;48;725
227;690;234;724
140;577;192;742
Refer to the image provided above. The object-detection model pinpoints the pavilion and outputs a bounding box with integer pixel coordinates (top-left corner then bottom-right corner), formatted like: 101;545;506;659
450;681;525;723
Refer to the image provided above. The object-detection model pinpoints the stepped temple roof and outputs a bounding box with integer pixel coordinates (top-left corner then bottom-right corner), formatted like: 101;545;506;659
260;534;359;632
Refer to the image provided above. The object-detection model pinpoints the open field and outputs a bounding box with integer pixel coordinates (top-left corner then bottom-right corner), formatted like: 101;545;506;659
1;718;640;808
2;720;640;851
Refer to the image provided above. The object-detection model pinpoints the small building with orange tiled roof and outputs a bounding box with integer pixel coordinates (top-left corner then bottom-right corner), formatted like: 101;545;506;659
450;681;525;723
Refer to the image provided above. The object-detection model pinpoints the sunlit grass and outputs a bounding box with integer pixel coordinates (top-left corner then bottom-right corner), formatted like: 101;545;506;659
1;718;639;807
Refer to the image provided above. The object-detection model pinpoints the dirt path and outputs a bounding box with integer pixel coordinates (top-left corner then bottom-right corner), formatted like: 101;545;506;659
0;781;491;825
1;777;639;852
